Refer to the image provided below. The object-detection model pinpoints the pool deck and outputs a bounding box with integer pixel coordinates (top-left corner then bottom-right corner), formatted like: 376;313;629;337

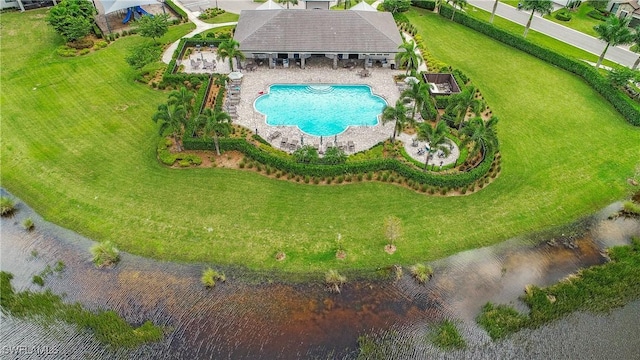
230;63;403;154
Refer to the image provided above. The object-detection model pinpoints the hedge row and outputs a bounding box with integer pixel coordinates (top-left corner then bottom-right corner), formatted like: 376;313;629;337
165;0;188;21
182;137;496;188
438;6;640;126
412;0;436;11
164;38;225;77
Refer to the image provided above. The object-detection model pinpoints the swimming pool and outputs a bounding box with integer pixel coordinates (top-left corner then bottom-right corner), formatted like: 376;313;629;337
254;84;387;137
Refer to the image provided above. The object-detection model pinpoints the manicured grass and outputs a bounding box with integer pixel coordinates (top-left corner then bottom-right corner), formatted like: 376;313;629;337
201;12;239;24
544;4;603;38
477;237;640;340
199;25;235;38
1;10;639;276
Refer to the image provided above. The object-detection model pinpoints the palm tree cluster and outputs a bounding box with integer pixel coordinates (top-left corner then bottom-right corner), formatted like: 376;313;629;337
217;39;245;72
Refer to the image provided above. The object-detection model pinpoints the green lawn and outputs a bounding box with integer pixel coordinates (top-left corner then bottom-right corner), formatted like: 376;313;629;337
1;9;639;277
201;12;239;24
544;4;604;38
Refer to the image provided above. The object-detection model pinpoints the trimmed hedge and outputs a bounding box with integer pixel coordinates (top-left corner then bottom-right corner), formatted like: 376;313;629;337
437;6;640;126
165;0;188;21
183;137;496;188
412;0;436;11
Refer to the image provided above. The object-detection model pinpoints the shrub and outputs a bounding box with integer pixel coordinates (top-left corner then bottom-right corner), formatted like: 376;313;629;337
79;48;90;55
432;320;466;350
0;197;16;217
22;218;34;231
477;303;528;340
201;267;226;288
90;241;120;268
32;275;45;287
325;270;347;293
622;200;640;215
94;40;108;49
411;0;436;11
410;263;433;283
554;9;572;21
587;9;607;20
56;45;76;57
126;43;162;70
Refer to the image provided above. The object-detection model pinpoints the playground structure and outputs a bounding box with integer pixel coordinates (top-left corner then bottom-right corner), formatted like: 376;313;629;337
123;5;152;24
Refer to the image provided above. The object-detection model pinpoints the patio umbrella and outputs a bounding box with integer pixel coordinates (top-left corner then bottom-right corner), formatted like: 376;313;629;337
404;76;419;84
228;72;244;81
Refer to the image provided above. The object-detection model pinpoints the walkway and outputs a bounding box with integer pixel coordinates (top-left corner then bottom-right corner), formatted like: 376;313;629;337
467;0;638;68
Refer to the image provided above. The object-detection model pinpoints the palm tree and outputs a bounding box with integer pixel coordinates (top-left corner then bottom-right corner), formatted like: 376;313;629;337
381;100;408;143
198;108;232;156
445;86;483;130
417;120;450;170
153;103;187;151
460;116;499;160
401;81;430;121
519;0;553;38
593;16;635;70
278;0;298;9
632;26;640;70
168;86;195;117
395;40;423;75
449;0;468;21
490;0;499;23
217;39;245;72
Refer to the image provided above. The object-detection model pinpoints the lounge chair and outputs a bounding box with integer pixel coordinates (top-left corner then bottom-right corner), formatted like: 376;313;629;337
347;141;355;152
289;139;299;151
268;131;281;141
280;138;288;149
337;142;346;151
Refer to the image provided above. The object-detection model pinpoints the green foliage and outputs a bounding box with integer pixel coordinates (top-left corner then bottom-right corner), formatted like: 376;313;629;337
125;42;162;69
0;197;16;216
32;275;45;286
607;67;640;88
477;302;528;340
90;241;120;268
622;200;640;215
411;0;436;11
382;0;412;13
22;217;34;231
45;0;96;42
201;267;226;288
587;0;608;10
293;145;319;163
0;271;163;347
325;269;346;293
135;14;170;43
322;146;347;165
383;215;403;245
587;9;608;21
410;263;433;283
432;320;466;350
164;0;188;21
437;7;640;125
554;8;572;21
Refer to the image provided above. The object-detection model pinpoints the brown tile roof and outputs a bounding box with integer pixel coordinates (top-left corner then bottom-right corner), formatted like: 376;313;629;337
234;10;403;54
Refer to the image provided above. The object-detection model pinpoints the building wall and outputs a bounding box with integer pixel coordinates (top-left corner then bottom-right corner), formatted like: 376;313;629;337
1;0;19;10
304;1;330;10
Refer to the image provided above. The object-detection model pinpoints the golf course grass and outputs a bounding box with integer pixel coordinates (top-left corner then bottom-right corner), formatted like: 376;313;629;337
1;9;639;276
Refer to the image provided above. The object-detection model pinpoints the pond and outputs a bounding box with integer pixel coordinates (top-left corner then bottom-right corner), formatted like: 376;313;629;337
1;189;639;359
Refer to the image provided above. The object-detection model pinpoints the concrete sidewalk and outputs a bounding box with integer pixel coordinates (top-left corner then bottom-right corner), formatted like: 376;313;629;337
467;0;638;68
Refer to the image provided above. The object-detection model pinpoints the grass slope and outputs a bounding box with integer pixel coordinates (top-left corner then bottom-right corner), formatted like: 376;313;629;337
1;9;639;275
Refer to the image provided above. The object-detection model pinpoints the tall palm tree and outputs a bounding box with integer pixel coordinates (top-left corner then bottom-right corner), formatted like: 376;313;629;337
417;120;450;170
278;0;298;9
395;40;423;75
168;86;195;117
445;86;483;130
519;0;553;38
460;116;499;160
490;0;499;23
153;103;187;151
198;108;232;156
593;16;635;69
632;26;640;70
217;39;246;72
382;100;408;143
401;81;430;121
449;0;468;21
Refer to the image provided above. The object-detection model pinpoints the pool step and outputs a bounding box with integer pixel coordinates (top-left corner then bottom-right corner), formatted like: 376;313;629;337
306;85;334;94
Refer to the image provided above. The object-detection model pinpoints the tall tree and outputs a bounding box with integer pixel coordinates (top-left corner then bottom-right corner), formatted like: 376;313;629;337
46;0;96;42
278;0;298;9
445;86;483;130
519;0;553;38
217;39;246;72
632;26;640;70
594;16;634;69
449;0;468;21
136;14;170;44
401;81;430;121
460;116;499;160
168;87;195;118
153;103;187;151
417;120;450;170
382;100;408;143
395;40;423;75
198;108;232;156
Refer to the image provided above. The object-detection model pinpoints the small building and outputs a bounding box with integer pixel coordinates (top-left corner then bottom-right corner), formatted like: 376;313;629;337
304;0;330;10
234;9;403;69
607;0;640;27
423;73;461;96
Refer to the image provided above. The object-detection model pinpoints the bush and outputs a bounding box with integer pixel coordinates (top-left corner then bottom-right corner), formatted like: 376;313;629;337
22;218;34;231
32;275;45;287
90;241;120;268
0;197;16;217
165;0;188;21
201;267;226;288
622;200;640;215
126;43;162;70
432;320;466;350
411;0;436;10
79;48;90;55
554;9;572;21
325;269;346;293
410;263;433;283
56;45;77;57
587;9;607;20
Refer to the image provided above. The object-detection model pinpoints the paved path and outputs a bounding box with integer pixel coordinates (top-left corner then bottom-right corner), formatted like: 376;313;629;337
467;0;638;68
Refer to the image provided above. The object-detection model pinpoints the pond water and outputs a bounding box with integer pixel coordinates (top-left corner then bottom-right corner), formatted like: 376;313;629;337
254;84;385;136
1;189;639;359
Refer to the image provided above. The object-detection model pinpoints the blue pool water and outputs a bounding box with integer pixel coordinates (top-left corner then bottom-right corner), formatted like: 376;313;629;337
254;84;387;136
